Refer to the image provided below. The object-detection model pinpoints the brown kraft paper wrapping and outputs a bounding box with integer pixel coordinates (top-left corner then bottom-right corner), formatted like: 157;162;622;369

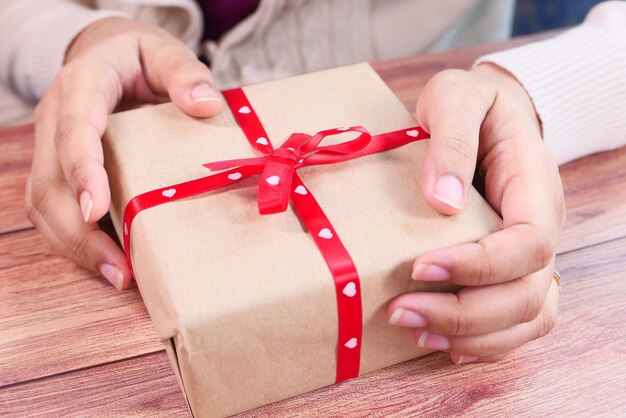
102;63;502;417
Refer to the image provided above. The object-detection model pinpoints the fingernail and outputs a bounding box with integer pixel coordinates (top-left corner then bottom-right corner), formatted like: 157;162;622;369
190;84;221;103
389;308;427;328
80;191;93;223
433;175;464;210
411;263;450;281
415;331;450;350
99;263;124;290
451;353;479;365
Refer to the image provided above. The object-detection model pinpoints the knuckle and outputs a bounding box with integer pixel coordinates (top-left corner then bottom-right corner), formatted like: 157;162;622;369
57;64;82;89
443;294;470;335
473;338;500;357
29;175;54;214
430;69;468;89
474;241;494;286
142;25;177;43
67;157;92;185
536;309;557;340
25;204;38;226
430;69;484;101
519;286;545;323
534;228;555;270
24;177;37;224
54;114;79;149
442;131;476;162
69;231;91;262
171;56;206;75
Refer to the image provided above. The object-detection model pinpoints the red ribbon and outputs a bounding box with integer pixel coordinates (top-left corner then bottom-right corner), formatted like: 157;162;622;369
122;87;429;383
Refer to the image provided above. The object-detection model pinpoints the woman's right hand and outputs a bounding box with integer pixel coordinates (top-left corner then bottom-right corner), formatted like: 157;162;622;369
25;17;222;290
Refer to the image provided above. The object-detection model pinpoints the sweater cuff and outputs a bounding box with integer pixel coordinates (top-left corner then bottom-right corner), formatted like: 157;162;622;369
21;5;129;101
475;26;626;165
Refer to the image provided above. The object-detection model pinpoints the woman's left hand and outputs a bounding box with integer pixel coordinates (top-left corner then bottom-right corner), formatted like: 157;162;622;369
387;63;565;364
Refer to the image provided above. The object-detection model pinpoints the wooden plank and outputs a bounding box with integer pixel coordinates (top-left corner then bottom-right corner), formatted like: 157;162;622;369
1;32;626;394
2;235;624;416
0;125;33;234
0;352;190;418
558;147;626;253
244;235;626;417
0;229;163;386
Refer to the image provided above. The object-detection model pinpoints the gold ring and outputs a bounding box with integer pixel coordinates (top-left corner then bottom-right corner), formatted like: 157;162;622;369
553;270;562;293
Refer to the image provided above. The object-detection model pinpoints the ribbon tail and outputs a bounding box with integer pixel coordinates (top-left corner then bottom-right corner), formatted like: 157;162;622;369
258;160;295;214
289;173;363;383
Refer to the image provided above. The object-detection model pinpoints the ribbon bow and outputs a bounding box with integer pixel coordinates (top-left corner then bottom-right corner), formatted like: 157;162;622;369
203;126;373;215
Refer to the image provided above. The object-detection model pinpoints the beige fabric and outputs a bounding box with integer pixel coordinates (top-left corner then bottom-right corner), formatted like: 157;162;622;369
0;0;514;126
206;0;515;88
478;1;626;164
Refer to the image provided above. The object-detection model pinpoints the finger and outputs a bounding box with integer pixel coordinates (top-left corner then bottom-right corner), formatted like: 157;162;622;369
30;93;131;289
411;119;563;286
25;175;132;290
441;278;559;363
51;63;113;223
139;30;222;118
388;260;555;336
448;352;507;365
416;70;497;215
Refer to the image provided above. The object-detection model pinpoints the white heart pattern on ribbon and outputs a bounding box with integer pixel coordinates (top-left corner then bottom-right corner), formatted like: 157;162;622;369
342;282;357;297
228;172;242;181
266;175;280;186
256;137;269;146
337;127;350;131
294;185;308;195
238;106;251;114
344;338;358;349
161;188;176;198
318;228;333;239
123;223;128;236
406;129;419;138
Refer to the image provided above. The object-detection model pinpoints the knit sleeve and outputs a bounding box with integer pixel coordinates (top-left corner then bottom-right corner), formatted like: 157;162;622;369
0;0;129;102
475;1;626;165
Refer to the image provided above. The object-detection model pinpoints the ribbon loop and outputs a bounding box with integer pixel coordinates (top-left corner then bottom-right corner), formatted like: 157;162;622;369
308;126;371;155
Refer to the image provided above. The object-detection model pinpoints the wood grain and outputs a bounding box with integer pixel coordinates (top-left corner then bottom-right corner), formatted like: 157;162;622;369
0;229;162;386
0;125;33;234
557;147;626;254
1;31;625;417
2;235;624;417
0;352;190;417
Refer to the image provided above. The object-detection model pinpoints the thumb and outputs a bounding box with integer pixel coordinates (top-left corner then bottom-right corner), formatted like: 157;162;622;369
416;70;496;215
139;30;222;118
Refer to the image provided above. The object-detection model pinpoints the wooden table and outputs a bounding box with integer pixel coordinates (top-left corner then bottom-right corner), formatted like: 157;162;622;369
1;32;625;417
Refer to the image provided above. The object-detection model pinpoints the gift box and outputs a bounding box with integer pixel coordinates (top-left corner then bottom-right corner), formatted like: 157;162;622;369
102;63;501;417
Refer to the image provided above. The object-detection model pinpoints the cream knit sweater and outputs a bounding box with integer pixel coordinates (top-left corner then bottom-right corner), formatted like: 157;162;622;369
0;0;624;164
479;1;626;164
